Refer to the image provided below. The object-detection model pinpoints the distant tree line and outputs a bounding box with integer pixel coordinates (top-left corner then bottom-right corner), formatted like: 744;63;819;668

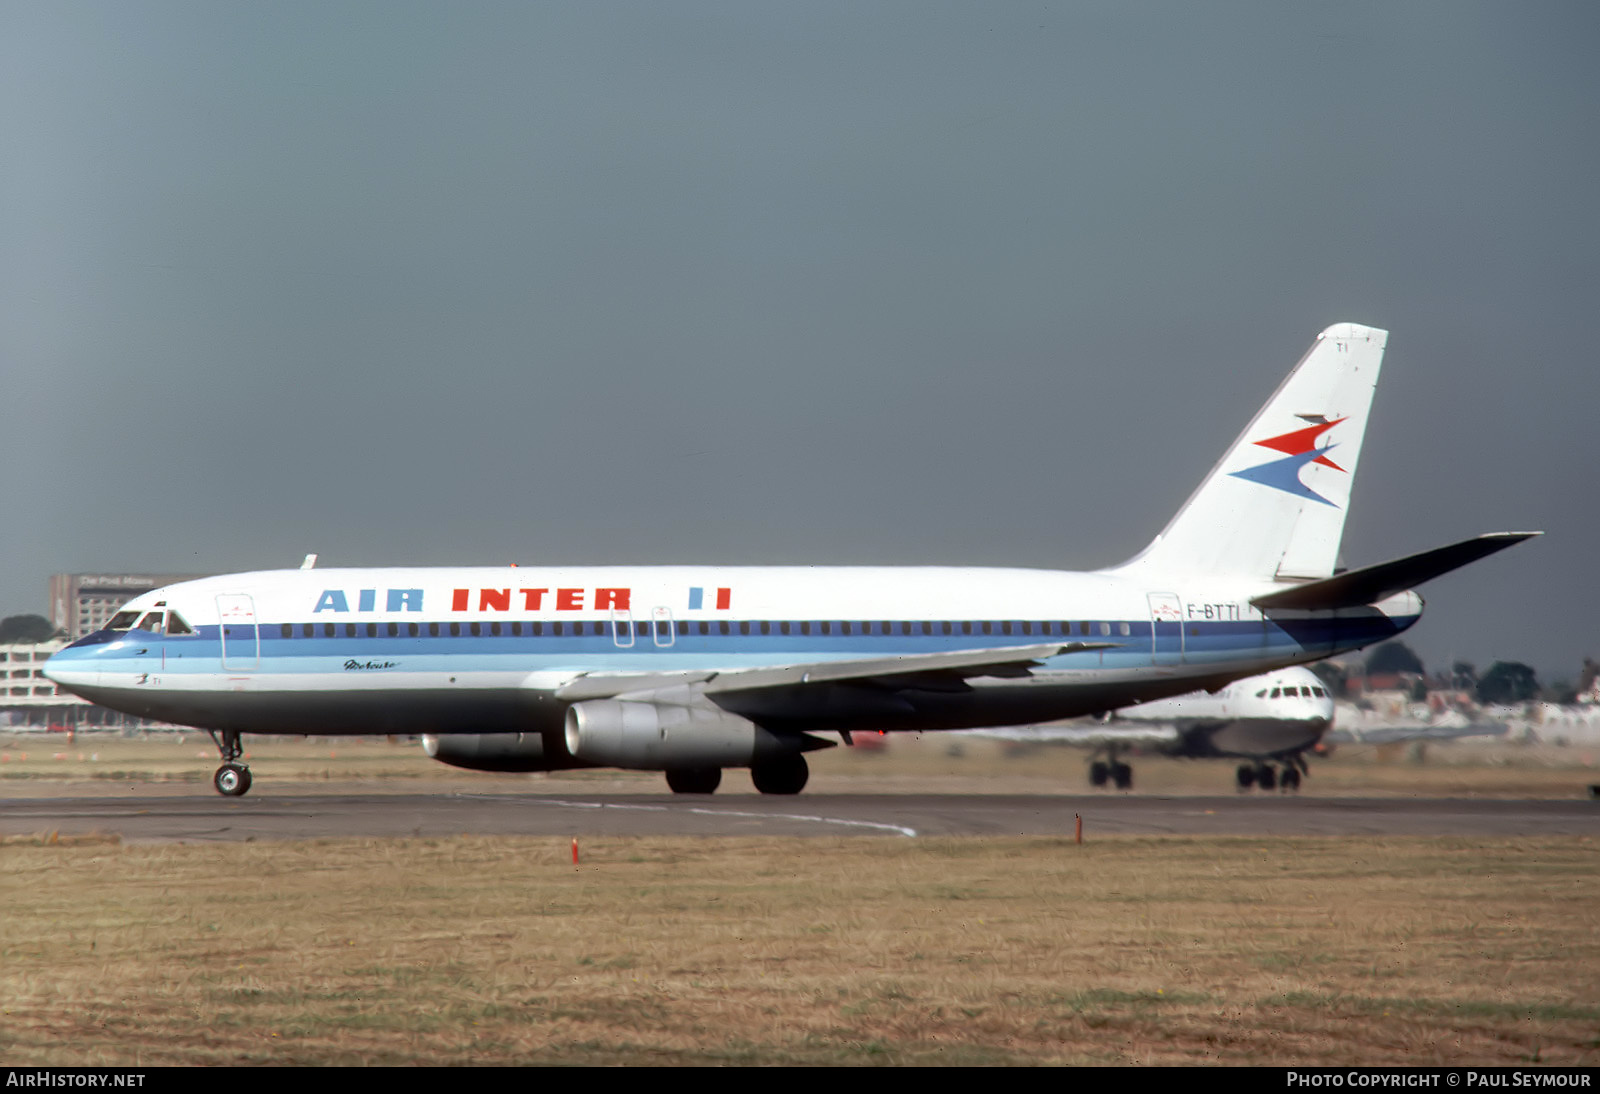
1351;640;1555;705
0;615;57;643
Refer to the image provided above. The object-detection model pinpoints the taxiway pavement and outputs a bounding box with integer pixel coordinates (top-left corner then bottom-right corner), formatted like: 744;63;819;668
1;790;1594;842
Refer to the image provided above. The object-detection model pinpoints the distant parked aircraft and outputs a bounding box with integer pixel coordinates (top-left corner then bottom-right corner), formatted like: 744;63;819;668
960;666;1334;791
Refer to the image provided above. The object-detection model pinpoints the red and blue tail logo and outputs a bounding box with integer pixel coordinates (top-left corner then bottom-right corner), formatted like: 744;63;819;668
1228;416;1346;507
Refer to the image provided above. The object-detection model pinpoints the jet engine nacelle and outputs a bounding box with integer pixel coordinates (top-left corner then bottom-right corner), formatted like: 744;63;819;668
422;732;566;773
564;699;822;770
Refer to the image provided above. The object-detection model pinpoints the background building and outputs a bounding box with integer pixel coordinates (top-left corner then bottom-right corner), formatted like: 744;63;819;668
49;573;205;639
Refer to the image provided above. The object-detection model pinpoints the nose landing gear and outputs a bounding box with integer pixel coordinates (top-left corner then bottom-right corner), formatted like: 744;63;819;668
208;730;252;797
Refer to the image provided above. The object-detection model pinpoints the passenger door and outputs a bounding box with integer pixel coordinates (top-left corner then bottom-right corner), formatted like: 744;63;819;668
1146;591;1185;666
217;594;260;671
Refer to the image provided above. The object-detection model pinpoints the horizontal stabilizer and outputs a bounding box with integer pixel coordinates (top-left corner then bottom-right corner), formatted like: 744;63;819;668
1250;532;1541;611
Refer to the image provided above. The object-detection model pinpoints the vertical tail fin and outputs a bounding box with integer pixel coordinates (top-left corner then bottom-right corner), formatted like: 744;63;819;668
1112;323;1388;581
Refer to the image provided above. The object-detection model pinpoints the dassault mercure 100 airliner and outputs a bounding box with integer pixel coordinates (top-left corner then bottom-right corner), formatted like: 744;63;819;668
44;324;1538;797
960;665;1336;791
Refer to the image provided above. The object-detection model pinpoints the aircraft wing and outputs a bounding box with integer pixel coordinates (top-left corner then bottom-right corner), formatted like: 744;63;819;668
1250;532;1540;611
1324;721;1508;745
958;723;1182;748
553;641;1119;702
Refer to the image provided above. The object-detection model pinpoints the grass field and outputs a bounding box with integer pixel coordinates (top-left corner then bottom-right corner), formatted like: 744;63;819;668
3;833;1596;1065
3;733;1596;1065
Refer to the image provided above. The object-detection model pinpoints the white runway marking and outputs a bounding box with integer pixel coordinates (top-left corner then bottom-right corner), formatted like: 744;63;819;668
455;793;919;838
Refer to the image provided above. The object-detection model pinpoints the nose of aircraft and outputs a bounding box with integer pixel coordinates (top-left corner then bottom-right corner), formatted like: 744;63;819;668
41;638;111;694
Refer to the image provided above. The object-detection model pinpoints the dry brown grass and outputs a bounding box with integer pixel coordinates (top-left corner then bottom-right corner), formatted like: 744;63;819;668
2;834;1595;1065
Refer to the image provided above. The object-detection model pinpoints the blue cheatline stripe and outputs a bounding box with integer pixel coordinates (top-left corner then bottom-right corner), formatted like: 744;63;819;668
73;612;1417;682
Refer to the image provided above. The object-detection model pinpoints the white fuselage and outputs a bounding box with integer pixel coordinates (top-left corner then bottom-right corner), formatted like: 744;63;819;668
44;564;1415;740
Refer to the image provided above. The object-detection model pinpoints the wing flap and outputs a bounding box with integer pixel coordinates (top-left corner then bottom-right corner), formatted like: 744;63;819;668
551;641;1118;702
701;641;1114;695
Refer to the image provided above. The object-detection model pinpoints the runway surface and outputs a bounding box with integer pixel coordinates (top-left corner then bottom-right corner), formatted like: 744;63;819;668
2;790;1594;842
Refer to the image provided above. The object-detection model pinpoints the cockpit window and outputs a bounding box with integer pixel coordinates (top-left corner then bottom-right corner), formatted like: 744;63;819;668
1269;687;1282;698
166;612;194;636
106;611;142;631
1311;686;1326;698
1255;689;1267;698
135;612;165;632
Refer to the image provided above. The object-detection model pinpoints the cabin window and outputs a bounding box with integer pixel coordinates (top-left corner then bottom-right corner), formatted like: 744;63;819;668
366;624;377;637
780;621;791;635
345;624;357;637
470;622;481;637
280;624;293;638
387;623;398;637
408;623;419;637
490;622;502;637
1118;622;1131;636
324;623;336;638
449;622;461;637
430;623;441;637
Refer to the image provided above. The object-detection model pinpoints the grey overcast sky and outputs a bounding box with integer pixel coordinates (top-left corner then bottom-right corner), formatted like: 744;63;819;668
2;3;1595;679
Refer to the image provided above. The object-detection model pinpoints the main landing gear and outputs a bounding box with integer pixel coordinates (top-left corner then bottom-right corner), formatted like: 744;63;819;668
662;755;811;796
665;767;722;794
1235;758;1304;793
209;729;252;797
1088;748;1133;791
